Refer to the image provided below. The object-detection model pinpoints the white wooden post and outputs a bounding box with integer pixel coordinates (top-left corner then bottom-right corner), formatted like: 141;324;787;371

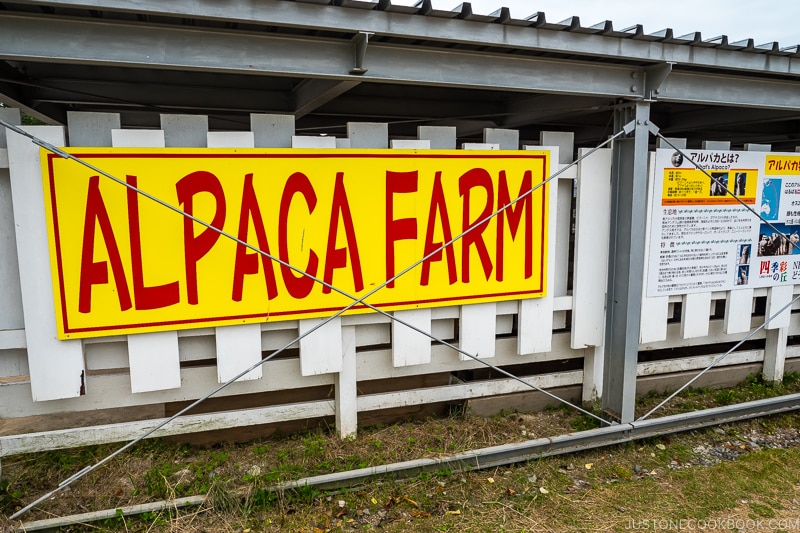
0;108;24;333
336;325;357;438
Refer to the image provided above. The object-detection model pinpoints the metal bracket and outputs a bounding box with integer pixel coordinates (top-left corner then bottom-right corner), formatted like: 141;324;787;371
643;62;674;101
350;31;374;75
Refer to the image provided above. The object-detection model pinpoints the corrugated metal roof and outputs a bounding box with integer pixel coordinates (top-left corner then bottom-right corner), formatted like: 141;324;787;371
293;0;799;55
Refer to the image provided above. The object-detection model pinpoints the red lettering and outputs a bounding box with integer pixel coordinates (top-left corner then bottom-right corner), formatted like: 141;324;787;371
232;173;279;302
495;170;533;281
126;175;180;310
279;172;319;299
176;171;226;305
420;172;457;286
78;175;132;313
322;172;364;294
459;168;494;283
385;171;418;288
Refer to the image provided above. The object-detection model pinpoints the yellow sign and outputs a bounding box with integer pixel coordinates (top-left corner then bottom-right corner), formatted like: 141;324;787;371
42;148;550;339
765;155;800;175
660;167;758;206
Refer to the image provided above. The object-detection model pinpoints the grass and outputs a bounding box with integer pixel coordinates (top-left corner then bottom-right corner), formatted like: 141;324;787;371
2;373;800;531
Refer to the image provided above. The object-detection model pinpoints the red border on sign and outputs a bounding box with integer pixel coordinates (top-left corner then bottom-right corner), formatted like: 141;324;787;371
47;152;548;335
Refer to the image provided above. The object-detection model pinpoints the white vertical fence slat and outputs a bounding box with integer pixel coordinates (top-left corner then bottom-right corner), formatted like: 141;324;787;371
571;147;612;348
390;138;433;367
459;302;496;360
516;142;562;355
417;126;456;149
292;134;344;377
298;317;343;376
484;128;519;149
161;114;208;148
66;111;120;147
724;288;755;334
207;130;264;383
640;141;678;343
111;128;182;392
766;284;793;329
681;292;713;339
0;108;24;333
456;140;500;360
541;132;574;330
7;126;85;400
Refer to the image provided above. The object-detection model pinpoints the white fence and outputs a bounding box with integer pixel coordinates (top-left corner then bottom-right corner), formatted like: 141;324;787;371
1;109;798;459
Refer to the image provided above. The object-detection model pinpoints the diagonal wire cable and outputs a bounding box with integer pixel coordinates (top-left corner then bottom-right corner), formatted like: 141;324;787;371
3;119;628;520
637;135;800;421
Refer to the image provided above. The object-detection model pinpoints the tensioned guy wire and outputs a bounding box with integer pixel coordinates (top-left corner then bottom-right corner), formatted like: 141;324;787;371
2;119;628;520
637;135;800;421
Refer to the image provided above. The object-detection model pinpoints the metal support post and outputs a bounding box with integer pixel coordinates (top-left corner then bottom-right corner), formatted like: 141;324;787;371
602;101;651;423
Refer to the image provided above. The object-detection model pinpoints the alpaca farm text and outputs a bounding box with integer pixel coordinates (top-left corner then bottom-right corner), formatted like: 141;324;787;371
42;149;550;339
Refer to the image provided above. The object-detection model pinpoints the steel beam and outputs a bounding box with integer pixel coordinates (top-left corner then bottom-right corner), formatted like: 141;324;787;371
602;102;651;423
8;0;799;78
0;14;639;99
292;79;360;119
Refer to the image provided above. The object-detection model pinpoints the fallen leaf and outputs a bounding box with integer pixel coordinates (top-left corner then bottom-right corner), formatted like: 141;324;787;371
656;444;666;450
487;477;495;484
370;497;378;505
539;487;549;494
403;496;419;508
507;488;516;496
445;509;461;515
584;463;593;470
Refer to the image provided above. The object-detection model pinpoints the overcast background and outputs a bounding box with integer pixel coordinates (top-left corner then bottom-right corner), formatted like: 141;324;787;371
396;0;799;48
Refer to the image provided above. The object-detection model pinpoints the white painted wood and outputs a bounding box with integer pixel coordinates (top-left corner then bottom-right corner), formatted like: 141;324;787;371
518;298;553;354
766;285;793;329
179;334;216;362
0;348;28;378
206;131;264;383
680;292;712;339
459;302;496;360
0;400;336;456
354;323;390;347
215;324;263;382
336;325;357;439
67;111;120;147
1;359;333;418
0;166;24;330
552;172;571;328
417;126;456;149
763;328;787;383
496;314;514;335
0;148;8;168
583;345;604;403
251;114;294;148
390;139;430;149
724;288;754;334
640;154;670;343
347;122;388;149
336;138;351;148
571;147;611;348
84;341;129;371
461;143;499;150
483;128;519;150
639;296;670;343
358;370;583;412
637;349;762;376
701;140;730;150
299;317;343;376
111;129;165;147
161;114;208;148
127;331;181;392
0;329;26;350
111;128;183;393
7;126;86;401
206;131;254;148
290;135;336;148
392;309;432;367
518;153;559;355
